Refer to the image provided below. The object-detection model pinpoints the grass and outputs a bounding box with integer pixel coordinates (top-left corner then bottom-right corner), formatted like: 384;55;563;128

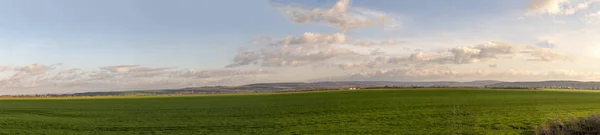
535;114;600;135
2;88;600;134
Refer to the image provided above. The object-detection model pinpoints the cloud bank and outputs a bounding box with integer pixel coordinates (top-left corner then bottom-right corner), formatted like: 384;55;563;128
0;64;272;95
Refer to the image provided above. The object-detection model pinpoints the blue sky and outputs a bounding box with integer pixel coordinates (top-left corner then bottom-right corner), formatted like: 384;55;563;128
1;0;600;94
0;0;530;68
0;0;307;68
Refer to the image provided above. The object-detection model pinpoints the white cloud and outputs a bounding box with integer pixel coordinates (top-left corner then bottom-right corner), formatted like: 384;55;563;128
585;11;600;23
0;66;13;72
536;39;557;48
315;66;468;81
172;69;270;79
588;11;600;17
13;63;58;75
355;40;403;46
334;63;363;70
521;46;571;61
279;32;348;46
527;0;600;15
440;42;517;64
335;41;571;69
536;29;600;58
529;0;570;15
370;49;385;56
227;32;364;68
319;66;600;82
100;65;141;73
272;0;399;32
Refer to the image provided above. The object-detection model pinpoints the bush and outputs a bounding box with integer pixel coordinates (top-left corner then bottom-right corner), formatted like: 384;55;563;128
535;114;600;135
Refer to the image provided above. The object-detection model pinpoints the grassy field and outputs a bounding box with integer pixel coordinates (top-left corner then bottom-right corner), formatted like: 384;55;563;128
2;88;600;134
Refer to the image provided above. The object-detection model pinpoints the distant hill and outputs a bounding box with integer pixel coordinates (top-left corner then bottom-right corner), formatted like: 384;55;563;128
217;81;506;91
49;80;600;97
60;81;504;96
485;81;600;89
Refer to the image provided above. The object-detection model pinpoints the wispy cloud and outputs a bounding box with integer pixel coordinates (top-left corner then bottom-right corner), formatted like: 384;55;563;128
527;0;599;15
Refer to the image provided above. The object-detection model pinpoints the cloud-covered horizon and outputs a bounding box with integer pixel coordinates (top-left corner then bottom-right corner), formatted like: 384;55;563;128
2;0;600;94
0;63;272;95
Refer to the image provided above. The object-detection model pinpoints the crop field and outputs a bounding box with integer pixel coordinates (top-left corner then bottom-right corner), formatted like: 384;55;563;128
2;88;600;134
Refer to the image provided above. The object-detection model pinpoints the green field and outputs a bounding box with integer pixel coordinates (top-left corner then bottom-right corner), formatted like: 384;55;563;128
2;88;600;134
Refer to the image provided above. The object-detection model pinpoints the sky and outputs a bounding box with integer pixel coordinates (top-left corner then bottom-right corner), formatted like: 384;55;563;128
2;0;600;95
